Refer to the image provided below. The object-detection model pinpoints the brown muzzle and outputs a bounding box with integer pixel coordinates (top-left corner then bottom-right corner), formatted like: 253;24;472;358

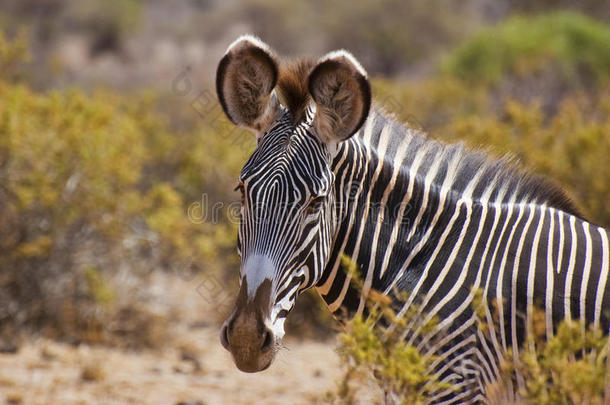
220;278;279;372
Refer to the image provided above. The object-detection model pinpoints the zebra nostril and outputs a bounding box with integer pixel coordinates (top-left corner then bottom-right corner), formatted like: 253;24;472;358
221;325;230;350
260;330;273;352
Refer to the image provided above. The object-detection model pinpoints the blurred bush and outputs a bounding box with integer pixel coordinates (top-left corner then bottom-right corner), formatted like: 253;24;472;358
500;0;610;22
0;0;141;54
286;289;336;341
227;0;480;75
325;256;450;404
448;96;610;227
0;30;240;347
487;312;610;404
443;12;610;86
312;0;472;75
67;0;141;55
1;6;609;351
0;27;30;79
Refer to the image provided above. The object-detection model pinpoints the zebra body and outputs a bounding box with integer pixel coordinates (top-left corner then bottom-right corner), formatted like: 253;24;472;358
318;108;610;402
215;35;610;403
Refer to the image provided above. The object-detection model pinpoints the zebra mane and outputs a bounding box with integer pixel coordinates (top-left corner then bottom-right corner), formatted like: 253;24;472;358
271;55;579;216
362;106;581;216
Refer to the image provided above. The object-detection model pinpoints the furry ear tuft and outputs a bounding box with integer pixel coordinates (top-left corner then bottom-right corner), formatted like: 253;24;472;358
216;35;280;132
307;50;371;144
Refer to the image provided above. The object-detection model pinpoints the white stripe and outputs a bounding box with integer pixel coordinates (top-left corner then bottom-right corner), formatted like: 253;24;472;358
384;150;469;295
414;197;505;380
416;201;472;313
594;227;609;330
545;207;556;337
405;149;456;242
423;201;489;329
357;129;412;314
424;314;497;386
405;159;441;242
401;153;471;320
317;142;368;296
497;204;525;351
376;135;413;278
395;199;467;323
564;214;578;320
526;206;545;336
579;221;592;328
481;200;519;364
510;204;536;361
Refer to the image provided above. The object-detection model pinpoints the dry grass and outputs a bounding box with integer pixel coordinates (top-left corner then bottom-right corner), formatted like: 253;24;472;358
80;363;106;382
5;393;23;405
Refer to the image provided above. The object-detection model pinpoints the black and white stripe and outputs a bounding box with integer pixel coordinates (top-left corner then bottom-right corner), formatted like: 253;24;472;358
237;105;609;403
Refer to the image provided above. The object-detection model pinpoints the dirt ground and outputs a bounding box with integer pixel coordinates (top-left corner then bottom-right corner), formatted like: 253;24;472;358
0;327;341;405
0;271;342;405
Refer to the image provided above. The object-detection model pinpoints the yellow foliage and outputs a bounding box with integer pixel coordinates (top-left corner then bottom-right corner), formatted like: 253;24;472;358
328;255;449;404
84;267;115;308
0;28;30;79
14;235;52;258
488;315;610;404
0;30;240;343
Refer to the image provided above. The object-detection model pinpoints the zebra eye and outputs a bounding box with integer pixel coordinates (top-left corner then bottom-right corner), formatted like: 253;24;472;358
306;196;325;215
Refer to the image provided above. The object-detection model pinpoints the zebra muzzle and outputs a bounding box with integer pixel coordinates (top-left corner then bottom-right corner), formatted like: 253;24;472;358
220;278;280;372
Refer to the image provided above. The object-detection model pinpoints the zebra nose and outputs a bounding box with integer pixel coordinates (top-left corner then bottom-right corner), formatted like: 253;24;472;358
221;312;277;372
221;315;274;352
260;329;273;352
220;317;272;352
221;274;278;372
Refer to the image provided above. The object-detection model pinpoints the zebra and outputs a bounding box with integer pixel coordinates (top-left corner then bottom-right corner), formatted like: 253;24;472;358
216;35;610;402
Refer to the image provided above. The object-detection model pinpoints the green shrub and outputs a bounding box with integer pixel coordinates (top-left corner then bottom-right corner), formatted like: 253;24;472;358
443;12;610;85
325;256;450;404
0;28;30;80
517;321;609;404
487;311;610;405
330;263;610;404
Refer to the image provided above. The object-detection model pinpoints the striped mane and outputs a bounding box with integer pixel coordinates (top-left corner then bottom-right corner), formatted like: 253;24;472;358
361;107;581;216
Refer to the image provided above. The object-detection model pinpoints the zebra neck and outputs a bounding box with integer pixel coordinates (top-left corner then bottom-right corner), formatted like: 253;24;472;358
315;107;602;322
316;122;466;319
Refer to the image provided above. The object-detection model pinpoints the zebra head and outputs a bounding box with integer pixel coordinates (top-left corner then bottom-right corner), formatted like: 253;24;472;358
216;35;371;372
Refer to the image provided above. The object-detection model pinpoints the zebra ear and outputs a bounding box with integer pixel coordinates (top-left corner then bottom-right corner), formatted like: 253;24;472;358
216;35;280;133
308;50;371;145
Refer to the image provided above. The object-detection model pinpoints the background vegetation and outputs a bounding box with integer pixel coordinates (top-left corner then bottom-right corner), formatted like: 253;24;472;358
0;0;608;403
